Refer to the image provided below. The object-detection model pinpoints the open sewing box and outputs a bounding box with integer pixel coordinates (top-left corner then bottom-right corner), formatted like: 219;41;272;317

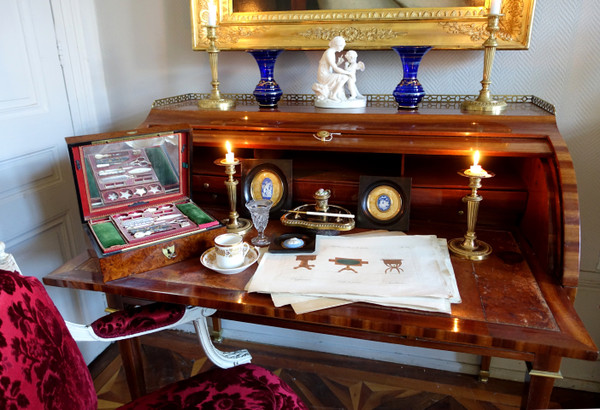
66;125;224;282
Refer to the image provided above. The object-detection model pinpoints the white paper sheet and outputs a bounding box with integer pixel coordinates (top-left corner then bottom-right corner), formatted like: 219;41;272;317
248;235;452;297
246;233;460;314
271;292;451;314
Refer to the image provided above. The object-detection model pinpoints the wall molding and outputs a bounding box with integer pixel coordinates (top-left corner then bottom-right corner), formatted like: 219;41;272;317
50;0;106;135
0;0;47;118
4;211;75;266
0;147;61;199
578;270;600;289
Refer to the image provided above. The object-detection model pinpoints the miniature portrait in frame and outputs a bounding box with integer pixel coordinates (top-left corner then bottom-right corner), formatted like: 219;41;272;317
356;175;411;231
241;159;292;217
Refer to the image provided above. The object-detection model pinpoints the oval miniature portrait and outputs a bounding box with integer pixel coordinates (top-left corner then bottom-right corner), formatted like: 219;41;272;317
366;185;403;222
250;169;284;206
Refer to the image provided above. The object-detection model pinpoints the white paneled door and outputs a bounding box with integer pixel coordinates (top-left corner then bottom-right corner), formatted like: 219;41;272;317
0;0;108;362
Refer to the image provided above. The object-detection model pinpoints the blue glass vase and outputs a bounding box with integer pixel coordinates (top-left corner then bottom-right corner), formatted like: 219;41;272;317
391;46;432;109
247;49;284;108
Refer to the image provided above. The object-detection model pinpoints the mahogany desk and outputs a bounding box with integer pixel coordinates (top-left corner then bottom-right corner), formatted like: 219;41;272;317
45;222;597;410
47;96;598;409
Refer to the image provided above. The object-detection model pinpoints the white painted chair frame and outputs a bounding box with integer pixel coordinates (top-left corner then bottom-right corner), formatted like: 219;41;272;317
0;241;251;369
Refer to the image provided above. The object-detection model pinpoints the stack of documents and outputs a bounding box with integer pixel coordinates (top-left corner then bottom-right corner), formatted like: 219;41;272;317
246;232;460;314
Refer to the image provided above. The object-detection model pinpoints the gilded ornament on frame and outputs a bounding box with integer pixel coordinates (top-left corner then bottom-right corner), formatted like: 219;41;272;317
191;0;535;50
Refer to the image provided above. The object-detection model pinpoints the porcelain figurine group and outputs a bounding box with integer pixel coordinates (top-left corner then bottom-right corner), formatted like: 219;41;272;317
312;36;367;108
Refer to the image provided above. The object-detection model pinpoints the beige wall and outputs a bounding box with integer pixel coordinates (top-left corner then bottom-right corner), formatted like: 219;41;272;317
91;0;600;389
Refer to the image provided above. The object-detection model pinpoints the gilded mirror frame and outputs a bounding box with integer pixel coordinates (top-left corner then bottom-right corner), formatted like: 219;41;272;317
191;0;535;50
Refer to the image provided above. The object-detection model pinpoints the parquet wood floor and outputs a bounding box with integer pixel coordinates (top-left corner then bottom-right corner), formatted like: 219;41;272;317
89;330;599;409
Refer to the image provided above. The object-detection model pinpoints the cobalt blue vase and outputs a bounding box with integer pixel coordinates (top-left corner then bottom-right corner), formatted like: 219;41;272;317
247;49;284;108
391;46;432;109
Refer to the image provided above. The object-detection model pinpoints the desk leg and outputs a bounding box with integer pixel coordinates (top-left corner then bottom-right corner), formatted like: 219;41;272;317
478;355;491;382
211;317;223;343
106;294;147;399
524;356;562;410
117;337;147;399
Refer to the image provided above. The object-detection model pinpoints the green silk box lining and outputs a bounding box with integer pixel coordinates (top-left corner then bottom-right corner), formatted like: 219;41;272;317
92;222;126;249
176;202;214;225
85;157;100;199
145;146;179;187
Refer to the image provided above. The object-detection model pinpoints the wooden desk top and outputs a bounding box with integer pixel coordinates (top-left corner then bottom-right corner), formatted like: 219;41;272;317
44;221;597;363
145;96;562;154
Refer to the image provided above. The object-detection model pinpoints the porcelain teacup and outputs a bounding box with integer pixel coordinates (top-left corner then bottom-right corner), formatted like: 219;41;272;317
214;233;251;269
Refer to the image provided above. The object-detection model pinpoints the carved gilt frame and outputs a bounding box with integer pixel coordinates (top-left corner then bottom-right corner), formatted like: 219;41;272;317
191;0;536;50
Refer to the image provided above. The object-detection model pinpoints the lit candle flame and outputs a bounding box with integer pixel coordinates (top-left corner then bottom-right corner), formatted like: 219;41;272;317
465;150;486;176
224;141;235;163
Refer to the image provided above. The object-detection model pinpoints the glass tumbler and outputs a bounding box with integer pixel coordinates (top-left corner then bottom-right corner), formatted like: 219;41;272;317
245;199;273;246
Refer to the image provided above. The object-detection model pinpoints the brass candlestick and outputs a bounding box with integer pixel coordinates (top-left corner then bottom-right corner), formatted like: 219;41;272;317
448;171;495;260
214;158;252;234
461;13;507;114
198;25;235;111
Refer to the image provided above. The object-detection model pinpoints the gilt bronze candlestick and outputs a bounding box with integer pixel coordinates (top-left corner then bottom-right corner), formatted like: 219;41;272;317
198;25;235;111
448;170;495;260
214;158;252;234
461;13;507;114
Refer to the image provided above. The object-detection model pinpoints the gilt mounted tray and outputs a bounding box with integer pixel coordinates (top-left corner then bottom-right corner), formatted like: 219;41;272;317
66;125;223;281
280;204;355;233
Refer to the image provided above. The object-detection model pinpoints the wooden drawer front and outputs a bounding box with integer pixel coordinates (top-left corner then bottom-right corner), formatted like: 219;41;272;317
411;188;527;226
191;174;228;207
192;175;227;194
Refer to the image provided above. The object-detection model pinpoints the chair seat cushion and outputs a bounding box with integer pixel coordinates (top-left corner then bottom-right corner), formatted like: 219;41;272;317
118;363;308;410
91;303;186;339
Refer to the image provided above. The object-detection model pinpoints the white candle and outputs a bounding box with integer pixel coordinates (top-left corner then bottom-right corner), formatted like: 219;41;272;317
466;151;488;176
207;1;217;26
225;141;235;163
489;0;502;15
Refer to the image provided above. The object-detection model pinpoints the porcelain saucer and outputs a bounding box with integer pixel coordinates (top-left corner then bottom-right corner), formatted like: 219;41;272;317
200;246;259;275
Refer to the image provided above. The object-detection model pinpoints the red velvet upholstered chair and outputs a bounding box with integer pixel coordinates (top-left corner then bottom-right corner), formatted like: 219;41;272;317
0;247;307;409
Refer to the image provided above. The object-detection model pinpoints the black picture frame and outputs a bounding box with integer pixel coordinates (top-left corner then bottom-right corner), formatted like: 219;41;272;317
241;159;292;217
356;176;411;231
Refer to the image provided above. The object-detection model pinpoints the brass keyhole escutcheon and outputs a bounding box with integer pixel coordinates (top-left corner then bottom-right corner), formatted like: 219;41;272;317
162;245;177;259
316;131;330;140
314;130;339;142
